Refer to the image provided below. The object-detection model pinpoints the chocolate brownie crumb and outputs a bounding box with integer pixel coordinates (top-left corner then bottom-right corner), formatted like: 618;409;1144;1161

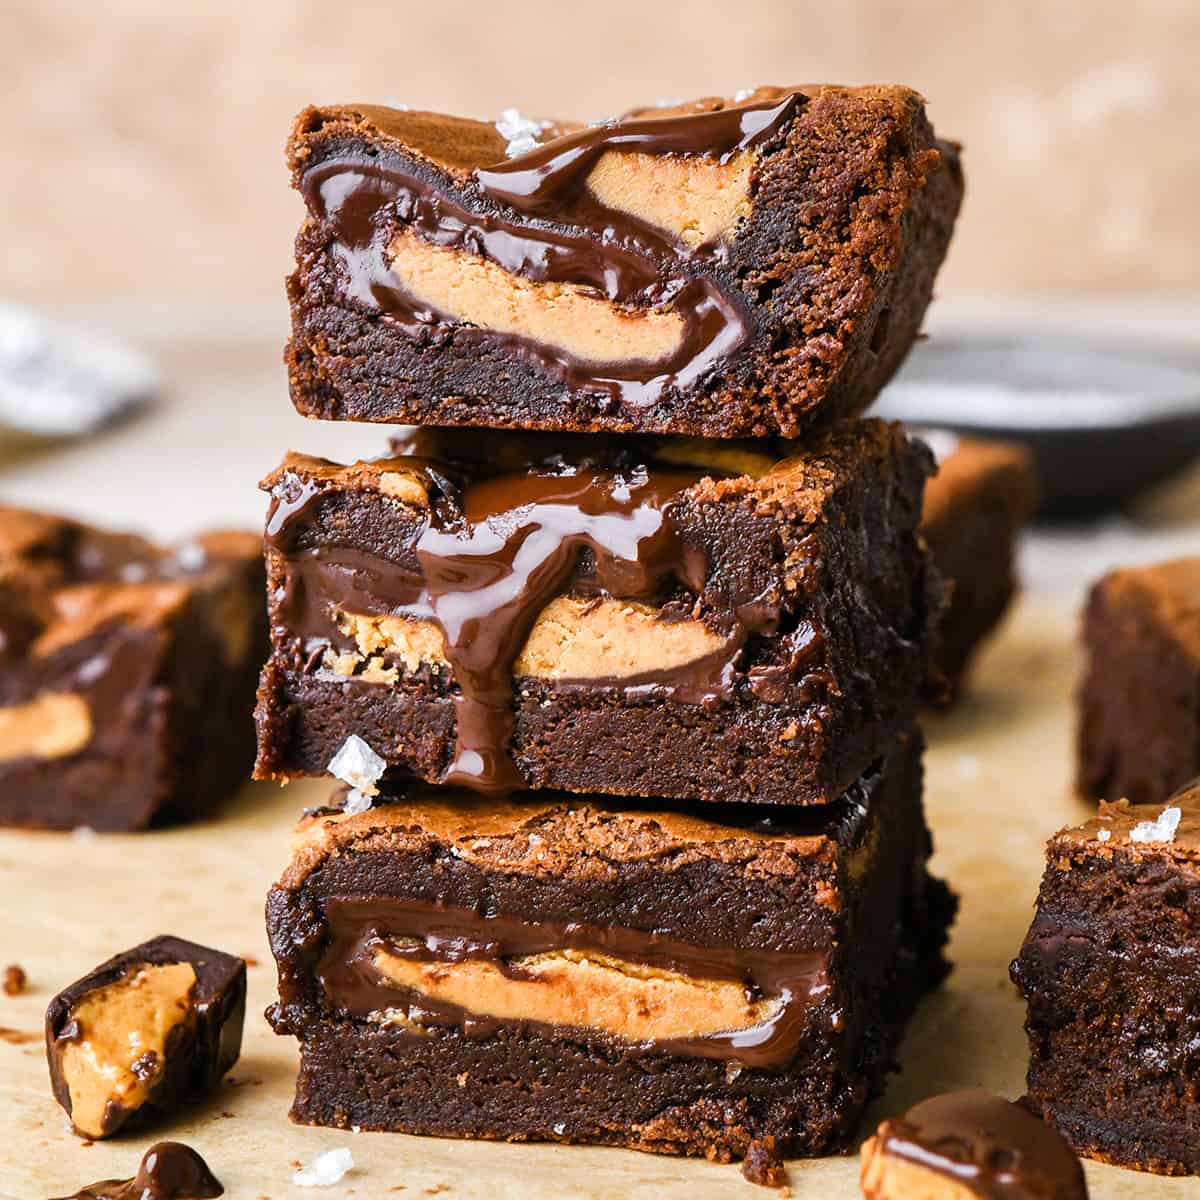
741;1137;788;1187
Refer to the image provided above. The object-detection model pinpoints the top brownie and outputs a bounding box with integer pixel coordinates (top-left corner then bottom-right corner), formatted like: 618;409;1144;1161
286;85;963;437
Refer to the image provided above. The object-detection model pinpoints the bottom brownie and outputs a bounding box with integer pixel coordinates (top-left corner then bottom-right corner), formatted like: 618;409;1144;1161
266;729;954;1160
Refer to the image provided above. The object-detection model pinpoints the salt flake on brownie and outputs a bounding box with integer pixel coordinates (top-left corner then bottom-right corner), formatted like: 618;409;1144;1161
328;735;386;796
1130;804;1183;844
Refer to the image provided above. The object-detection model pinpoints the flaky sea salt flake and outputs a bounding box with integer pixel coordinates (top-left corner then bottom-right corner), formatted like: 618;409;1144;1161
1096;828;1112;842
293;1147;354;1187
174;541;208;571
1130;805;1182;844
341;789;373;816
328;735;386;797
495;108;552;158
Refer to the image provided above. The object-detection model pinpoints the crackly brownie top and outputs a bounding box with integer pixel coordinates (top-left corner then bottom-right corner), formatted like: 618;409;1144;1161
0;504;259;659
280;775;883;896
1092;557;1200;664
1054;789;1200;864
264;419;924;524
287;85;934;181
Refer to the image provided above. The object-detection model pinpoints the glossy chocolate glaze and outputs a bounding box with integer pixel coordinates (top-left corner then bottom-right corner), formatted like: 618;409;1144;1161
52;1141;223;1200
267;451;767;793
877;1090;1086;1198
317;898;829;1069
300;92;804;411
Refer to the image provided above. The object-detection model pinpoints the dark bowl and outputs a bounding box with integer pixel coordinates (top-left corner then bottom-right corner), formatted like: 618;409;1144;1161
870;334;1200;519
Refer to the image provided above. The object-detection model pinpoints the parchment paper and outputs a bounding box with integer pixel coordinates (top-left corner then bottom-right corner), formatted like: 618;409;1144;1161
0;598;1182;1198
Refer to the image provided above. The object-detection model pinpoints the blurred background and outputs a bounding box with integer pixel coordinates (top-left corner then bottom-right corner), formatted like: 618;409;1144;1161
5;0;1200;303
2;0;1200;587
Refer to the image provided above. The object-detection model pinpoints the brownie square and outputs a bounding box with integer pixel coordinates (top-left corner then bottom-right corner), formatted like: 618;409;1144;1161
254;420;941;806
267;729;954;1161
0;506;267;830
285;85;962;438
1077;557;1200;806
1011;787;1200;1175
920;434;1037;701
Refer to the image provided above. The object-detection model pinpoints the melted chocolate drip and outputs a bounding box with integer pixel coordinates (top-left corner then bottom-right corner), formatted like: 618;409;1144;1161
878;1091;1086;1199
301;92;804;411
268;456;729;793
52;1142;223;1200
318;898;829;1070
476;92;802;211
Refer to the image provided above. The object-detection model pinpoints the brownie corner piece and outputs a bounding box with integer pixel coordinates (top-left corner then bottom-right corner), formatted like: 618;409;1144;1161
254;420;939;806
45;935;246;1139
0;507;266;830
1076;556;1200;806
285;85;962;438
267;728;953;1160
1011;788;1200;1174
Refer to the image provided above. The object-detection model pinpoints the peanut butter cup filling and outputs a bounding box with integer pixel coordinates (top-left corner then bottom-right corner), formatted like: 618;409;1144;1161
318;900;828;1068
57;963;198;1139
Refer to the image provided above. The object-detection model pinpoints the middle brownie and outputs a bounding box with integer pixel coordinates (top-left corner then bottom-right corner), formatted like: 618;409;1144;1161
255;419;939;806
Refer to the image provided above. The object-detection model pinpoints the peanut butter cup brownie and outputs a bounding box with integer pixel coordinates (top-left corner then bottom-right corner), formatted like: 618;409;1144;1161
254;421;941;806
266;729;954;1160
285;86;962;437
0;506;266;830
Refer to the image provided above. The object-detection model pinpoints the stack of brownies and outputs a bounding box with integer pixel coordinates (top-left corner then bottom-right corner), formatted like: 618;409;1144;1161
259;85;964;1165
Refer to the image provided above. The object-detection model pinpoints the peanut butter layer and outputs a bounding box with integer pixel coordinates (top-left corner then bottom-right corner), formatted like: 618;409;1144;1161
584;149;753;247
371;946;779;1042
388;231;685;365
333;597;728;683
860;1144;978;1200
59;962;197;1139
514;596;728;678
0;692;91;762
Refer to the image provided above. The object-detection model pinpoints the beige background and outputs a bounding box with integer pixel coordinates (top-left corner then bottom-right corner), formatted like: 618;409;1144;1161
4;0;1200;305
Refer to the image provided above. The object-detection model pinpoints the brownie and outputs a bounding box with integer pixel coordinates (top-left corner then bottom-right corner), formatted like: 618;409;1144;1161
919;433;1037;701
1077;557;1200;806
860;1090;1087;1199
45;936;245;1139
1011;787;1200;1175
0;506;266;830
253;420;941;806
266;729;955;1161
285;85;962;438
